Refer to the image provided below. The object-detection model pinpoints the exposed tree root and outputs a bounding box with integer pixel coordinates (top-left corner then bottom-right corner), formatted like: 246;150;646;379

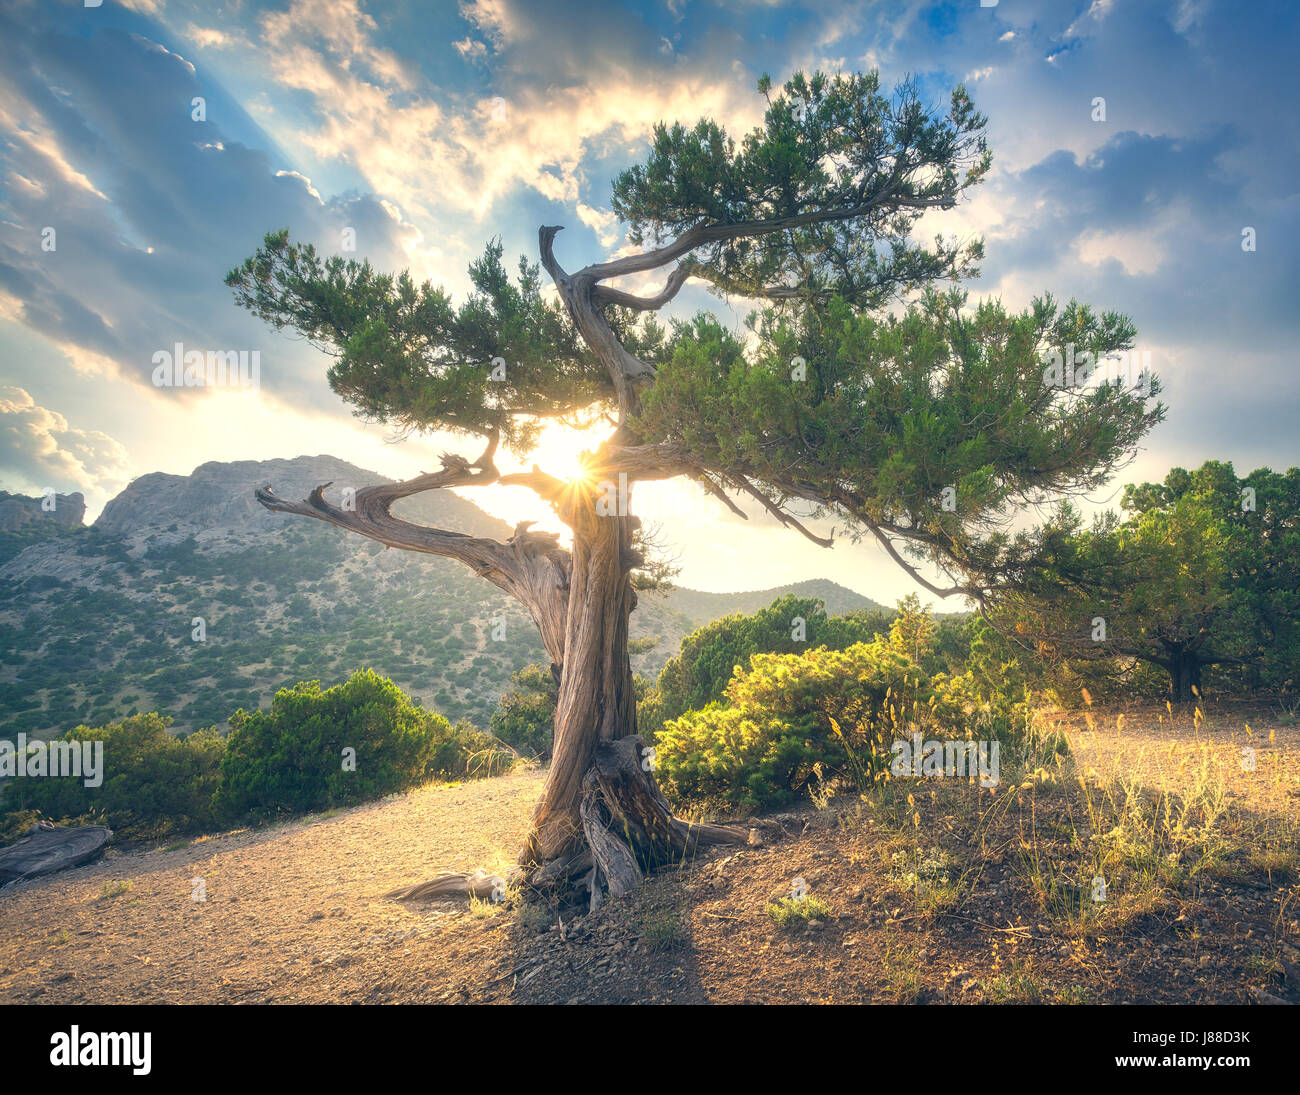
386;735;767;908
383;866;525;902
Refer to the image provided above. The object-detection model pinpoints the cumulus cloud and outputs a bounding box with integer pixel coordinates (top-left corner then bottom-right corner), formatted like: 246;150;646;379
0;387;132;496
243;0;767;228
575;202;621;248
453;37;488;60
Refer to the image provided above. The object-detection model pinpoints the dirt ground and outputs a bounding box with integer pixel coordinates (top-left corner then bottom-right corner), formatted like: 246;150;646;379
2;702;1298;1005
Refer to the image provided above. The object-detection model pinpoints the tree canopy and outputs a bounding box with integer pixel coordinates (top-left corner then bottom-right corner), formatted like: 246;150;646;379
988;461;1300;700
228;69;1162;611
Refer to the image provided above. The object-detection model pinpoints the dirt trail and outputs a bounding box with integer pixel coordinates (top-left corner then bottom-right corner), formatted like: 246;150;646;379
0;769;543;1004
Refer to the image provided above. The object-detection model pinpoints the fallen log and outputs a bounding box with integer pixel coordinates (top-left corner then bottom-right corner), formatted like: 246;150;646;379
0;822;113;885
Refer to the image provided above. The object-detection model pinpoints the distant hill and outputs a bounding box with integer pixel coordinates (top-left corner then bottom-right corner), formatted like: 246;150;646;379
0;459;884;738
664;579;885;626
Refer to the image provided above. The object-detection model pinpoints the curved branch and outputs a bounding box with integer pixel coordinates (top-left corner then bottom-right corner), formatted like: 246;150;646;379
588;441;694;483
694;472;750;521
728;474;834;548
864;523;979;600
577;184;939;282
255;437;572;662
540;226;656;425
591;262;693;310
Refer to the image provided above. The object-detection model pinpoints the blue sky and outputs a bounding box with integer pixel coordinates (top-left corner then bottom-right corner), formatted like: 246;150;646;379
1;0;1296;605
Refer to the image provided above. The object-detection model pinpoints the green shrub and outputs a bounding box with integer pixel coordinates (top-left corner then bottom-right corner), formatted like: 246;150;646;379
3;713;226;840
657;607;1028;812
216;670;510;817
642;593;894;740
488;663;556;757
657;637;921;811
436;719;518;781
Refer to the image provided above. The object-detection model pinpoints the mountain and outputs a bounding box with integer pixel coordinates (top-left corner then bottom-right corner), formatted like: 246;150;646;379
0;459;885;738
0;490;86;565
0;490;85;532
664;579;881;625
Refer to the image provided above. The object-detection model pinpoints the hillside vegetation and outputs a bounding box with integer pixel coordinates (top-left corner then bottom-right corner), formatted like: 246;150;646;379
0;461;883;739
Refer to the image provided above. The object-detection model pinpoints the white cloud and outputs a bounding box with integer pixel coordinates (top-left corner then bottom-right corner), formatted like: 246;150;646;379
0;387;132;497
576;202;620;248
454;37;488;60
1066;0;1116;39
458;0;517;51
243;0;764;241
1171;0;1211;35
1076;226;1167;276
186;25;235;50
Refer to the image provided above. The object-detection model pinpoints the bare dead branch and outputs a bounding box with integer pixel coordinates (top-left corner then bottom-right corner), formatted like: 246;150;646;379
592;262;693;311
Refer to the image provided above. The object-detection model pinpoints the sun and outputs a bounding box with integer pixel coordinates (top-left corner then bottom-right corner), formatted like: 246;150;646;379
528;422;603;484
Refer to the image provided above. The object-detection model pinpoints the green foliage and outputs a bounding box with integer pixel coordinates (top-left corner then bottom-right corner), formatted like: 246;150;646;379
656;600;1025;811
612;71;990;305
766;894;833;927
226;234;612;453
2;673;516;845
488;663;557;757
641;593;893;740
3;714;226;840
217;670;508;817
633;291;1160;597
996;461;1300;700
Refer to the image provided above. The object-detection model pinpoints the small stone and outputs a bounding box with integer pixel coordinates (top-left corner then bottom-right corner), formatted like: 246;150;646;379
807;919;825;931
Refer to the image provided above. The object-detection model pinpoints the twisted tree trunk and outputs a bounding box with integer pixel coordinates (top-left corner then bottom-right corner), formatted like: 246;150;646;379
256;455;754;906
522;495;640;866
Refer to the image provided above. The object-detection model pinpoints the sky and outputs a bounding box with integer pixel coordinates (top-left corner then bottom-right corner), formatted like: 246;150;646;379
0;0;1296;608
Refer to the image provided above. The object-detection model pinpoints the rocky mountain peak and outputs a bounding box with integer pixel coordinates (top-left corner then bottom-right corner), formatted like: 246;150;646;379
0;490;86;532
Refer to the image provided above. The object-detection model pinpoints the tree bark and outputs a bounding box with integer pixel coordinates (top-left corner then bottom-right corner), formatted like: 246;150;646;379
521;490;640;866
1168;649;1203;703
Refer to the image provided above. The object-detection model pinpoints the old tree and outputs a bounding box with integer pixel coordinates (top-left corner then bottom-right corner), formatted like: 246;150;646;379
227;71;1161;904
